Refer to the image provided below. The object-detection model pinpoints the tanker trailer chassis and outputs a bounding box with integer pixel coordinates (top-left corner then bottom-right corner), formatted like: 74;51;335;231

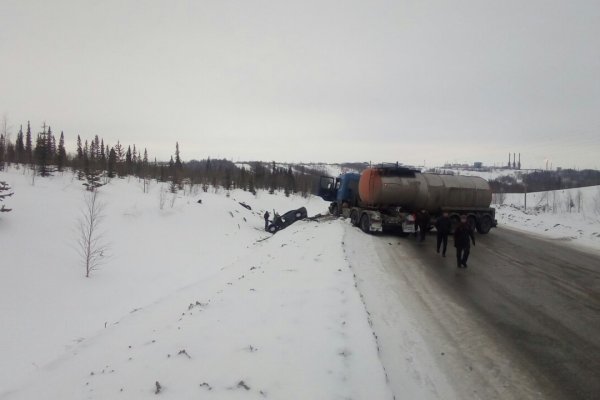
348;207;417;235
346;205;496;234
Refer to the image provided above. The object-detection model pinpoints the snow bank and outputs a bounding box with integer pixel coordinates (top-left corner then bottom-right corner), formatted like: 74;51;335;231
437;168;524;181
0;166;392;399
493;185;600;250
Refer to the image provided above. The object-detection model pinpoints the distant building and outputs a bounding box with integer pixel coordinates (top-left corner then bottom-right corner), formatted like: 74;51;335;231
473;162;483;169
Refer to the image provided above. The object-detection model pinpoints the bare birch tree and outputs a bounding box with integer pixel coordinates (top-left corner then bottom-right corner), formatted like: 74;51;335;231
77;190;108;277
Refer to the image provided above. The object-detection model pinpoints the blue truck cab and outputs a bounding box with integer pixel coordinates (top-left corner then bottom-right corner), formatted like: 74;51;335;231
317;173;361;216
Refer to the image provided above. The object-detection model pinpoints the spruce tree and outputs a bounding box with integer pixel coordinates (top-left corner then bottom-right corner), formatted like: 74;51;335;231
25;121;33;164
34;126;53;176
125;145;133;174
56;131;67;171
107;147;117;178
0;180;13;212
175;142;182;170
90;137;97;162
173;143;183;189
15;126;24;164
100;139;106;165
6;142;15;165
248;174;256;195
114;141;125;177
47;126;56;160
76;135;84;161
83;167;105;191
0;134;5;170
94;135;101;159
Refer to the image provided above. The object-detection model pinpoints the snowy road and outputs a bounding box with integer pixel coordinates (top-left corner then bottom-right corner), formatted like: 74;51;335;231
344;224;600;400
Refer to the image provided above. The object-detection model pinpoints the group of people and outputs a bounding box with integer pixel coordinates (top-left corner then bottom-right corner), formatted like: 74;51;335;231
415;210;475;269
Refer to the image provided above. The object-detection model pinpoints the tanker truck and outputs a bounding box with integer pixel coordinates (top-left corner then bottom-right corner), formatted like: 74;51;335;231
317;165;497;234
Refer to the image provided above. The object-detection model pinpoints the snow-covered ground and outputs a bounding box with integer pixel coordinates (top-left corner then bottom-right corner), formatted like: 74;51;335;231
0;166;395;399
493;185;600;251
436;167;525;181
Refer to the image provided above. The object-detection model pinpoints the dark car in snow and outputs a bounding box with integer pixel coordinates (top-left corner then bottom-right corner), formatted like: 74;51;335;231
267;207;308;233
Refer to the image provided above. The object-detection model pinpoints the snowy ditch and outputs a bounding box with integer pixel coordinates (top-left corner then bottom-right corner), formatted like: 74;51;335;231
0;168;393;399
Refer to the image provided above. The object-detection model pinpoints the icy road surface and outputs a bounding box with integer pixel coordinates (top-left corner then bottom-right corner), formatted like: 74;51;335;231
344;223;600;400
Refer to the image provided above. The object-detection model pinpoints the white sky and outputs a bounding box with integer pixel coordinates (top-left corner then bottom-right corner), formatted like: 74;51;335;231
1;0;599;169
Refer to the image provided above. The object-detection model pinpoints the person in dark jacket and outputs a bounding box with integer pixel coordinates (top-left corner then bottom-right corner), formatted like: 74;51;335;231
264;211;270;230
415;209;430;241
453;215;475;268
435;212;451;256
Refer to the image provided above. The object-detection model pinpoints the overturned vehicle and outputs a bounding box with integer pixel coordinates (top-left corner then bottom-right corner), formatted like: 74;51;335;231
267;207;308;234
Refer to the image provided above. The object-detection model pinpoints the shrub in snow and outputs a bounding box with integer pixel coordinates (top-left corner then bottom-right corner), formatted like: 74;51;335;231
83;170;106;191
0;180;13;212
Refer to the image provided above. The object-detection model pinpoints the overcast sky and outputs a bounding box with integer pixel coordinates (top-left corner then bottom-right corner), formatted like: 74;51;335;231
1;0;599;169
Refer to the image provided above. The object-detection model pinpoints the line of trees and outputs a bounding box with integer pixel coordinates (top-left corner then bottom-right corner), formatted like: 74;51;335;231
0;120;327;197
489;169;600;194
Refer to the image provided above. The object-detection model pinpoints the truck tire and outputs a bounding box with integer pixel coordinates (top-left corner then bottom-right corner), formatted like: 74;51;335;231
360;214;371;233
450;215;460;233
476;215;493;234
350;209;359;226
330;203;340;217
467;215;477;231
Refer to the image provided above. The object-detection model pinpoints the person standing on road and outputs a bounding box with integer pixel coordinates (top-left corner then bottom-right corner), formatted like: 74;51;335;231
435;212;451;257
415;209;430;242
264;211;270;231
454;215;475;268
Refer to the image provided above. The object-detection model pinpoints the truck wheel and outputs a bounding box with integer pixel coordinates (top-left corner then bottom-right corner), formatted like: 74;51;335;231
467;215;477;231
350;209;359;226
330;203;340;216
476;215;493;234
450;215;460;233
360;214;371;233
